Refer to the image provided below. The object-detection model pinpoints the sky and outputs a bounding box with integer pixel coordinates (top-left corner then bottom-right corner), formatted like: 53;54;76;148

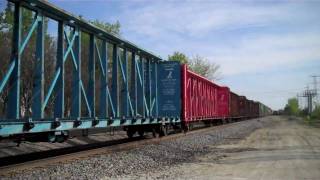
2;0;320;110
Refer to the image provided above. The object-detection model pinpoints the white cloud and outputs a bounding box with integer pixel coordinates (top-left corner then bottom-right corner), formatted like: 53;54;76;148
212;32;320;76
103;0;320;109
111;0;320;76
45;0;320;110
117;1;317;38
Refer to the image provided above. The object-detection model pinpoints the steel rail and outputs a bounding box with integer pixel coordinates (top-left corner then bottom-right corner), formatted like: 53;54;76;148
0;119;254;176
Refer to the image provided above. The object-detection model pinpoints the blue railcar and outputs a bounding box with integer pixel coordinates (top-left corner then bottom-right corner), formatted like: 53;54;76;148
0;0;181;141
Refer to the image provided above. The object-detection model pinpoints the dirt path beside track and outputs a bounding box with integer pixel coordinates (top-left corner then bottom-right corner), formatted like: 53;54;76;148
135;116;320;180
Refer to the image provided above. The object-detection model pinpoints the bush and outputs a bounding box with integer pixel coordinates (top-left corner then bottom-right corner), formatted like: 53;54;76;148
284;98;300;116
311;105;320;120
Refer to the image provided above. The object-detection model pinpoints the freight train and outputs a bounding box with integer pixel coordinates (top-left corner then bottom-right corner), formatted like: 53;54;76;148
0;0;272;143
0;61;272;142
0;60;272;142
125;62;272;138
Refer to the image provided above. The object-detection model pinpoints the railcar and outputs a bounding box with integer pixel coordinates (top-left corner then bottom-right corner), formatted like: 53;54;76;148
181;64;229;129
253;102;260;118
259;102;273;116
238;96;247;117
229;92;240;118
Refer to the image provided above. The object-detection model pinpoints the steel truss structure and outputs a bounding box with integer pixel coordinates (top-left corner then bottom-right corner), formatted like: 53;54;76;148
0;0;180;136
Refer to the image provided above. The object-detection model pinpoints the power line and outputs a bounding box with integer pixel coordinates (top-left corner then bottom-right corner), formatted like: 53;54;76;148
297;75;320;114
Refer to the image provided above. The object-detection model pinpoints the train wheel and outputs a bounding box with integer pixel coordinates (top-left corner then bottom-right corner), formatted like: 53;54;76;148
55;135;65;143
48;132;56;143
82;129;89;137
48;131;68;143
165;125;169;135
183;124;189;133
127;128;135;138
152;128;159;138
138;130;144;137
159;125;167;137
172;124;182;133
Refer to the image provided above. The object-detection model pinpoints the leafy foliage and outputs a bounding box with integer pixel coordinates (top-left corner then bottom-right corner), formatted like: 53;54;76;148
168;51;189;64
90;20;121;36
0;2;121;117
189;55;221;81
284;98;300;116
168;51;221;81
311;105;320;120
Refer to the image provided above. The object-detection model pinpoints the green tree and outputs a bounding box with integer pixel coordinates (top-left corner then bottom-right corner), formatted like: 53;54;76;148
168;51;221;81
189;55;221;81
311;105;320;120
90;19;121;36
0;3;57;116
284;98;300;115
0;2;121;117
168;51;189;64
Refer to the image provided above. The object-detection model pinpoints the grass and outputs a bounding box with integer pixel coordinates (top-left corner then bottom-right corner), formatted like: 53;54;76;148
303;115;320;127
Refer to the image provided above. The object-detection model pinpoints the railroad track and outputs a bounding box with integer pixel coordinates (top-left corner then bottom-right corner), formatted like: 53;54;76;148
0;119;250;176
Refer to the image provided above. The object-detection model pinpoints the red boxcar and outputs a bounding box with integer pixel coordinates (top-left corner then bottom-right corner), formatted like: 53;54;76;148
218;87;230;118
181;65;229;124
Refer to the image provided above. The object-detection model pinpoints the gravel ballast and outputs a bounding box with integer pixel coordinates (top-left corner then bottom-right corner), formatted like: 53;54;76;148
2;117;273;180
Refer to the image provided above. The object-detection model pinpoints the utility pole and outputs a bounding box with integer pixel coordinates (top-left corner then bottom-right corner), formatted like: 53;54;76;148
311;75;320;105
297;75;319;115
297;93;305;110
300;86;316;114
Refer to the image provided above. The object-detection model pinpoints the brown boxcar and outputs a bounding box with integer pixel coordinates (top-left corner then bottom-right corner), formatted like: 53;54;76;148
238;96;247;117
253;101;260;117
248;100;253;117
249;100;257;118
245;99;251;117
229;92;240;117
